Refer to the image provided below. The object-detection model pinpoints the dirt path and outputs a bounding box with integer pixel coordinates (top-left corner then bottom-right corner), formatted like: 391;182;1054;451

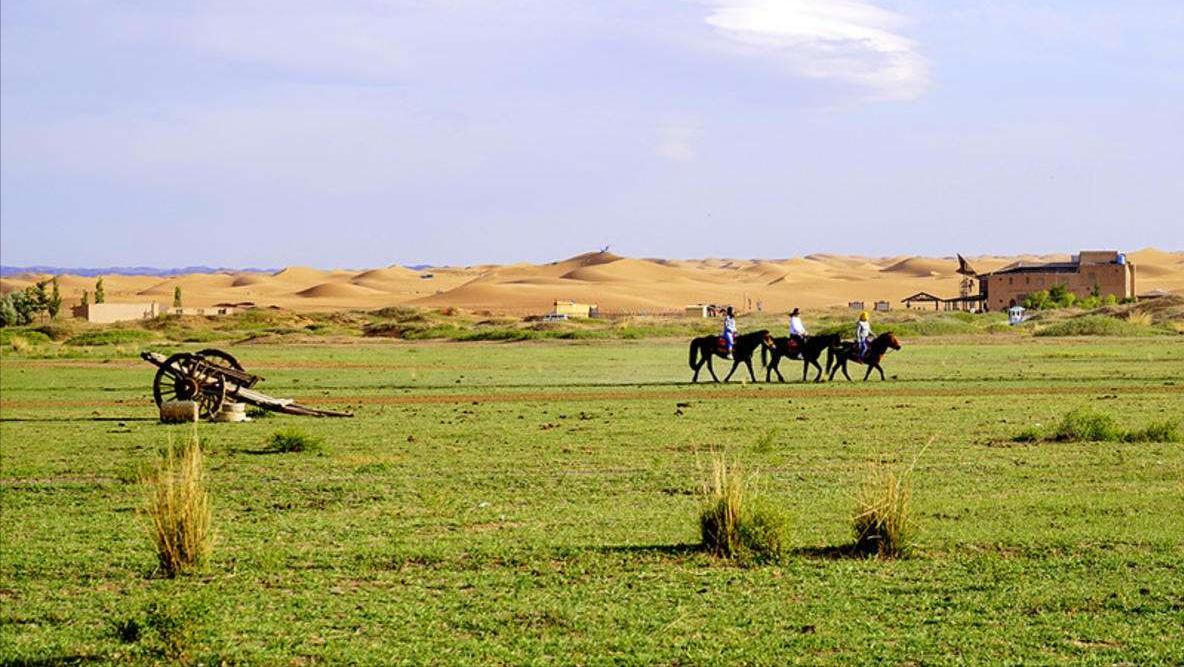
2;383;1179;411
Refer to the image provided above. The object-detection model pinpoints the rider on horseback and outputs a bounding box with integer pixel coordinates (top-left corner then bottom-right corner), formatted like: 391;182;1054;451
722;306;737;359
788;307;807;350
856;311;873;360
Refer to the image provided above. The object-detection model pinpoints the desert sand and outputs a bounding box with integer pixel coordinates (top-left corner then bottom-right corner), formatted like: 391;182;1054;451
2;249;1181;315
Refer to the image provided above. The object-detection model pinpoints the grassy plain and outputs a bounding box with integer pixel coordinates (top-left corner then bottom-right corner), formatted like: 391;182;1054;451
1;333;1182;664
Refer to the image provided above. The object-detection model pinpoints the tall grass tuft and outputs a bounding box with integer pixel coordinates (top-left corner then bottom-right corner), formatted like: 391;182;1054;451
698;454;789;564
265;427;324;453
142;435;212;578
1123;420;1180;443
1053;407;1122;442
853;467;913;558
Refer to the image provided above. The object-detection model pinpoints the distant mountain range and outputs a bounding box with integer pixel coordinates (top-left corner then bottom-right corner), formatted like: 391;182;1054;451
0;265;280;278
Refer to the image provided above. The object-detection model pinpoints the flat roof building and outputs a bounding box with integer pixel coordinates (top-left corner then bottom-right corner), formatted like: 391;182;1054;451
977;250;1135;312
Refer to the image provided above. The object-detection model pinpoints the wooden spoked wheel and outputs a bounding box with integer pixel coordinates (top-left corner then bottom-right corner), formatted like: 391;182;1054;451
195;348;243;371
152;352;226;420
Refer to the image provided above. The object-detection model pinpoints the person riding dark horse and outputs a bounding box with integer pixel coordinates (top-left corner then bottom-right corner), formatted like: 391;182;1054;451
763;333;840;383
828;332;902;381
689;329;773;383
788;307;808;351
721;306;737;359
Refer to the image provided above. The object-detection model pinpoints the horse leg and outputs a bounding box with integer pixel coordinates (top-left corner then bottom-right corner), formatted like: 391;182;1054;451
841;359;852;381
707;355;720;383
877;364;886;381
770;354;785;382
863;364;873;381
745;358;756;383
810;359;823;382
723;359;739;382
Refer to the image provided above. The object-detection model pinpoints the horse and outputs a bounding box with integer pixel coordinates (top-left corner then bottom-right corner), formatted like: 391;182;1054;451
761;333;841;383
827;332;902;382
688;329;774;383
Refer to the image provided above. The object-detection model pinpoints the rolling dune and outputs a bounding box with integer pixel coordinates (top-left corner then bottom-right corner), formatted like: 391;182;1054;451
3;248;1180;315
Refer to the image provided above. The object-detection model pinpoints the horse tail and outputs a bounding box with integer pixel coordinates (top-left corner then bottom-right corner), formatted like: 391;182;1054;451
689;339;699;369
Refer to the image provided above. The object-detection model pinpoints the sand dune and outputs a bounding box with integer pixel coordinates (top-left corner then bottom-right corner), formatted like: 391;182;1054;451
296;282;387;299
880;257;949;278
3;249;1180;315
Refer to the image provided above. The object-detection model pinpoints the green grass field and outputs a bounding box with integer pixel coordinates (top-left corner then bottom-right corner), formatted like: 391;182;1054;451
2;335;1182;665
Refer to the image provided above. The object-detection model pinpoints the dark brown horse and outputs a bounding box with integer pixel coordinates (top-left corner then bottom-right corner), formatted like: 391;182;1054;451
827;332;902;381
688;330;774;383
762;334;840;383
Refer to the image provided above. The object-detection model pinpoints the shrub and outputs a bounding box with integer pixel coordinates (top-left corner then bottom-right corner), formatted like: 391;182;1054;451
698;455;789;564
1053;408;1122;442
66;329;156;346
853;467;913;558
1034;315;1150;337
266;428;324;453
9;335;31;352
33;322;75;341
143;436;213;578
1126;311;1153;326
1123;420;1180;443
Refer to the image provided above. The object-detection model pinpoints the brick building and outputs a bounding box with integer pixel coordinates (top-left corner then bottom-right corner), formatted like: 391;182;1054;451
978;251;1135;312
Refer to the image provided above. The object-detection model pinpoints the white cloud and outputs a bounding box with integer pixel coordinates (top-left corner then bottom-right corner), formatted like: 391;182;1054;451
701;0;929;101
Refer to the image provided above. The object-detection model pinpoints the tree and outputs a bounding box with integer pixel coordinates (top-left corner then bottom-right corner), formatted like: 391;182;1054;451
48;277;62;319
0;295;20;327
95;277;106;303
81;290;89;307
0;289;39;326
32;282;49;322
173;286;183;309
1022;290;1050;310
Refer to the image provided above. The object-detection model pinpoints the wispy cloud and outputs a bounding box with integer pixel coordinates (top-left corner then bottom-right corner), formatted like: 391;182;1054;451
701;0;929;101
656;120;700;161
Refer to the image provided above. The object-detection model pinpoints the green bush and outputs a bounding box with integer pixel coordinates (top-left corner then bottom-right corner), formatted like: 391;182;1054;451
1053;408;1122;442
0;329;52;346
65;329;157;346
33;322;76;341
699;456;789;565
1035;316;1152;337
1123;420;1180;443
266;428;325;453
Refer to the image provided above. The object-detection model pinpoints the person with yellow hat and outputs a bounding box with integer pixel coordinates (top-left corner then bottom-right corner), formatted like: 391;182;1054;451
855;311;873;360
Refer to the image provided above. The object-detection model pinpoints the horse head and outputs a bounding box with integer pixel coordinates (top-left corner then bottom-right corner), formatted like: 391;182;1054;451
881;332;902;350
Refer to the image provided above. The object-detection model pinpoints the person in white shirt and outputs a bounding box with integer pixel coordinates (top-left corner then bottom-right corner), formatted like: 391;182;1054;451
722;306;737;359
788;307;807;348
855;311;873;359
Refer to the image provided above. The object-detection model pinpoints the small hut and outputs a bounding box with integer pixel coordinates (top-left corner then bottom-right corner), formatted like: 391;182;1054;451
901;292;942;311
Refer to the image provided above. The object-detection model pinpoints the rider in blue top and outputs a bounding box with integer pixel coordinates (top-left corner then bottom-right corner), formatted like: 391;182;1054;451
722;306;737;359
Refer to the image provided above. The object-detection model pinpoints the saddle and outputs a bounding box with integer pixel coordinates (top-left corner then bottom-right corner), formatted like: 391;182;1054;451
714;336;729;353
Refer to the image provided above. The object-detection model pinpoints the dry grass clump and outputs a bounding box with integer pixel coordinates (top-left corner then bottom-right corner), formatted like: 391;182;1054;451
9;335;31;352
698;455;789;565
853;467;913;558
142;436;212;577
1125;311;1153;326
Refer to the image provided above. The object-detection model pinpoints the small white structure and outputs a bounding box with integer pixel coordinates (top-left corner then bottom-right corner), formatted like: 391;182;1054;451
1008;305;1027;326
72;302;160;324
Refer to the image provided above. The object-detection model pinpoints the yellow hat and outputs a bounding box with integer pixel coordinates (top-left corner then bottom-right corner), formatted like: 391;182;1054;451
860;311;869;320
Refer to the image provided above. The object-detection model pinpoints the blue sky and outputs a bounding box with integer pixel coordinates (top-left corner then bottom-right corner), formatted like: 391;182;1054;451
2;1;1181;267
